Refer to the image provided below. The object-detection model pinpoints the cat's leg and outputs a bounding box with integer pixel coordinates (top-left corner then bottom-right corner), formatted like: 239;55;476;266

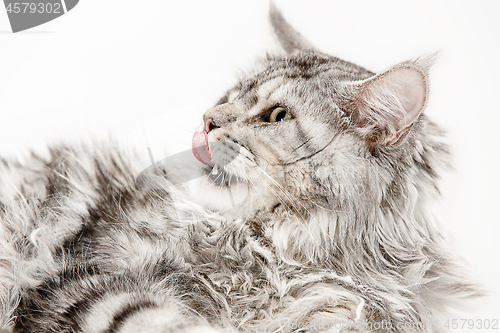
116;308;227;333
13;264;233;333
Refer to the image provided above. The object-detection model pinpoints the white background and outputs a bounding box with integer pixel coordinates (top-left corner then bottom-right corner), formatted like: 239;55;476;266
0;0;499;328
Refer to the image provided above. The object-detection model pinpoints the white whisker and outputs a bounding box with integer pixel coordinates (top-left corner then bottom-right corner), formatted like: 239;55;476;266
235;164;270;213
250;164;335;249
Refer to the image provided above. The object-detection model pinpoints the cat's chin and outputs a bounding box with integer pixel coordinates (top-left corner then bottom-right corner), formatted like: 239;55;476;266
187;171;253;215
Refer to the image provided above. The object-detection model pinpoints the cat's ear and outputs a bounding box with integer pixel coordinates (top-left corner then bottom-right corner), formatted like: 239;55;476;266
269;3;316;54
346;60;431;149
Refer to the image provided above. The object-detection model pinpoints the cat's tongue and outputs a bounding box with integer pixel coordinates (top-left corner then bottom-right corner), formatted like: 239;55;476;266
192;130;213;166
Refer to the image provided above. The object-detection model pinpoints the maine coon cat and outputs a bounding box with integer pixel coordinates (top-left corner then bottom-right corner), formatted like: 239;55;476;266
0;4;479;333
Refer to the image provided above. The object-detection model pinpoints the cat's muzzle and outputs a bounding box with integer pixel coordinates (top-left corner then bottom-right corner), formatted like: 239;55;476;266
193;130;240;187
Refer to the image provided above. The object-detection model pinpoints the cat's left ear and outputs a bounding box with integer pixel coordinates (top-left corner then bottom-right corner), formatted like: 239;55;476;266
269;3;316;54
346;60;431;149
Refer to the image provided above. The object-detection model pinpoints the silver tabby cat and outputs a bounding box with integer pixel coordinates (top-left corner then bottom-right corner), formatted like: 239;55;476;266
0;5;480;333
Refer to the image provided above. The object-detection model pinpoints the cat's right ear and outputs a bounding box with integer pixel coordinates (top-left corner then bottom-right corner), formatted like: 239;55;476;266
344;59;433;151
269;3;316;54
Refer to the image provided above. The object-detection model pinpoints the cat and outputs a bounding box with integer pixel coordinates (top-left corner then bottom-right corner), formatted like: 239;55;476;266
0;4;481;333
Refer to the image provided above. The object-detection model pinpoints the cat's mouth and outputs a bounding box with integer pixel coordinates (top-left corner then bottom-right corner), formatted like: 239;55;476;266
192;130;240;187
205;165;239;187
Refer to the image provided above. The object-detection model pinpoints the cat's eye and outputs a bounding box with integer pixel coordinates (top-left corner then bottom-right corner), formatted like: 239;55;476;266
269;106;291;123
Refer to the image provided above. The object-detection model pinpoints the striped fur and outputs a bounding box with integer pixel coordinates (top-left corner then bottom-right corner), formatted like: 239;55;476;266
0;5;480;333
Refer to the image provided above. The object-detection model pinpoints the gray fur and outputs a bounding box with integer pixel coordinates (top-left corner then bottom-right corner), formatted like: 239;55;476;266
0;6;480;333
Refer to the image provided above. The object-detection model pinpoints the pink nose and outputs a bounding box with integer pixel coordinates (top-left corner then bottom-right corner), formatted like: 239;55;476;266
192;130;213;166
203;117;217;133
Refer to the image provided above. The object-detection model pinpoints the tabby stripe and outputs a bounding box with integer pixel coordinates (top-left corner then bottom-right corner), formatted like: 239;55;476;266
104;300;157;333
293;122;313;153
61;294;104;332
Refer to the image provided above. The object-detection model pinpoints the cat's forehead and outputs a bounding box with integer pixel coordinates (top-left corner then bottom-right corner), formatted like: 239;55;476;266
268;53;372;79
231;52;374;103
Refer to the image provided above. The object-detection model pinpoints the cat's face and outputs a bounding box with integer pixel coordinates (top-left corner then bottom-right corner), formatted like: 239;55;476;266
188;9;429;217
189;54;370;215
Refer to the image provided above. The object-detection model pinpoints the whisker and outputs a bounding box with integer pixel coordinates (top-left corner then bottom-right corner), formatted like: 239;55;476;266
246;167;293;214
251;165;335;249
235;164;270;213
246;168;332;254
216;149;334;254
252;166;305;213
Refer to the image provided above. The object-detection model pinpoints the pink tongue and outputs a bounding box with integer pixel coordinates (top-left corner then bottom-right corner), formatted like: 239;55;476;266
192;130;213;166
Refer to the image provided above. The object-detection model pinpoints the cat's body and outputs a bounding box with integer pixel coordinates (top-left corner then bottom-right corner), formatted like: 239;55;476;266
0;5;479;333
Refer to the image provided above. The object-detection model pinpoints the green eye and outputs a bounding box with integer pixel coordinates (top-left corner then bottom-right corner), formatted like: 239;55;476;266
269;106;291;123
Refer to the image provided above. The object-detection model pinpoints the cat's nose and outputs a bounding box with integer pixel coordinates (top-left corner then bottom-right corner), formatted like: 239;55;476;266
203;117;219;133
202;103;234;132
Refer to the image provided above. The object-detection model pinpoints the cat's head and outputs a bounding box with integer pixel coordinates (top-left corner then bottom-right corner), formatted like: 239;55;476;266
189;5;441;220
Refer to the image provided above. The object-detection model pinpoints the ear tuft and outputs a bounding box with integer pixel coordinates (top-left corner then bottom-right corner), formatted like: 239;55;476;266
349;62;429;148
269;2;316;54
